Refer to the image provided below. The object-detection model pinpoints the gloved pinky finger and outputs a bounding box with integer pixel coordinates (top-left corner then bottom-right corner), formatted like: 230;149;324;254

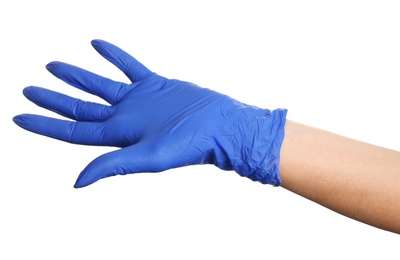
13;114;106;145
91;39;154;83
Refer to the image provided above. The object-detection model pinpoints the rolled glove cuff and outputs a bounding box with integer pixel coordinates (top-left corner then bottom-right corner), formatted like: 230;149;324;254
217;107;287;186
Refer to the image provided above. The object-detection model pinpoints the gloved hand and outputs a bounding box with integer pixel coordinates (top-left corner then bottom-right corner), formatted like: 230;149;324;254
13;39;287;188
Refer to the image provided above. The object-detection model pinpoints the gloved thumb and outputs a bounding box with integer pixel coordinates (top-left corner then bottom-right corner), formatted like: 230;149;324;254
74;139;173;188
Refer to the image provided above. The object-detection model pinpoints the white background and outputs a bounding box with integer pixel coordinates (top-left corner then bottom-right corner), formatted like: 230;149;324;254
1;1;400;259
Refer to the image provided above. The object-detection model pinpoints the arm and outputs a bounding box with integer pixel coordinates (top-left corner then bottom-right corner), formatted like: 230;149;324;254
280;120;400;234
13;39;400;234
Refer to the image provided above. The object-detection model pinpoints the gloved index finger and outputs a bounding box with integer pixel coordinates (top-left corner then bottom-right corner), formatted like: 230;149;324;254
46;61;129;105
91;39;154;83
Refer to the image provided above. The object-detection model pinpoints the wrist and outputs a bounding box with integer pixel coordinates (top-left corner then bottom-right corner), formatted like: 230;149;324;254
214;105;287;185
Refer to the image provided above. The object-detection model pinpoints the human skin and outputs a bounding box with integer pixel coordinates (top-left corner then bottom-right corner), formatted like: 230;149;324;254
13;40;400;235
279;120;400;234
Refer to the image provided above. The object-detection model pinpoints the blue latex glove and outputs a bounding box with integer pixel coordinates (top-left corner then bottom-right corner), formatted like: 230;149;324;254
13;40;287;188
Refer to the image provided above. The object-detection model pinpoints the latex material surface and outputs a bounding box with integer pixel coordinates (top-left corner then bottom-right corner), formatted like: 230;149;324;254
13;40;287;188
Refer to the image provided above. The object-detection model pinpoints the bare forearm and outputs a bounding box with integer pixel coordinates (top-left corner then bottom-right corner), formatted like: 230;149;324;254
279;120;400;234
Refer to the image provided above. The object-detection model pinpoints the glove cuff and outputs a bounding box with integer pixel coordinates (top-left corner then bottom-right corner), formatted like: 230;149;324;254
215;106;287;186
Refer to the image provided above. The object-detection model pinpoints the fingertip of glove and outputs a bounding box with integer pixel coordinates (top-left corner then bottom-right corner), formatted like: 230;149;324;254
74;172;87;188
22;85;41;97
45;61;60;72
74;169;99;189
74;175;88;189
12;115;23;125
12;114;28;128
22;86;33;96
73;181;85;189
91;39;105;45
91;39;109;51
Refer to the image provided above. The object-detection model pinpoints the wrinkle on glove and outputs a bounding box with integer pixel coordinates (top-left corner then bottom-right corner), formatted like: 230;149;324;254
13;39;287;188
